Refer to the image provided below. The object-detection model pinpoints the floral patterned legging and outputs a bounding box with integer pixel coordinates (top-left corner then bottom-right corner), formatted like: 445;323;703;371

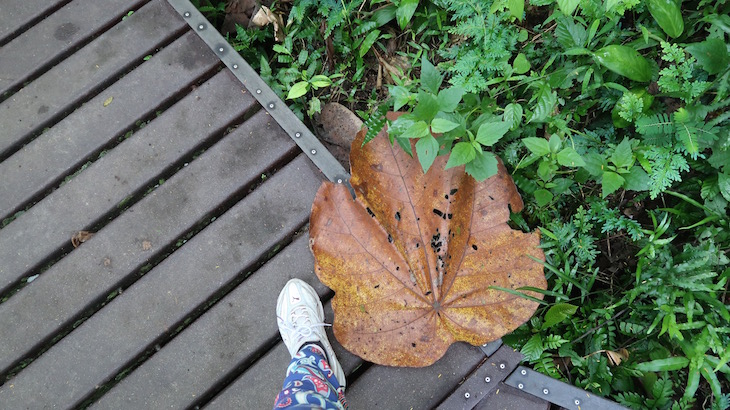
273;344;348;409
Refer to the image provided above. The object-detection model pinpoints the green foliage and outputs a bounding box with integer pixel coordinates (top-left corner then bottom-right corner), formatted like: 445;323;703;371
434;0;518;93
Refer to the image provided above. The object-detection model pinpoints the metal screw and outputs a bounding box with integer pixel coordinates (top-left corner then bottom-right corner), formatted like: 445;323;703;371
197;24;205;30
311;149;317;155
499;363;506;370
183;11;191;17
464;392;471;399
268;103;275;109
518;383;524;389
543;388;549;395
232;64;238;69
218;47;224;52
295;132;301;138
256;89;262;94
574;399;581;406
521;369;527;375
484;377;491;383
337;178;343;183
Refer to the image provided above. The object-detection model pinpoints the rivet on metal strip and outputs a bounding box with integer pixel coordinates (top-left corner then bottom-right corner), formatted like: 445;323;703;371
543;388;549;395
183;11;191;17
464;392;471;399
485;377;491;383
518;383;524;389
521;369;527;375
268;103;275;109
197;24;205;30
311;149;317;155
574;399;581;406
232;64;238;69
295;132;301;138
256;89;262;94
499;363;506;370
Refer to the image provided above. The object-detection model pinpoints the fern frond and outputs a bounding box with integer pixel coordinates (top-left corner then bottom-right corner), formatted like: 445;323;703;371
636;113;674;136
362;104;389;146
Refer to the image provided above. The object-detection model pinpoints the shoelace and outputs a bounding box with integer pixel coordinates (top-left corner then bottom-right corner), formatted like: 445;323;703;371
277;305;331;346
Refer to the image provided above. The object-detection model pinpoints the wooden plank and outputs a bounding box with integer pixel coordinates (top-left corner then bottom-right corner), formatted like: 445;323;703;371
0;31;219;222
91;235;340;409
0;156;320;408
0;70;255;301
0;0;68;45
208;329;482;409
0;0;186;160
0;105;277;376
342;344;485;409
206;302;364;410
0;0;146;96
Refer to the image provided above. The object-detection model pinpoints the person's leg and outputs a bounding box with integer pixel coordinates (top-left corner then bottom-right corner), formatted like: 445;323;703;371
273;279;347;410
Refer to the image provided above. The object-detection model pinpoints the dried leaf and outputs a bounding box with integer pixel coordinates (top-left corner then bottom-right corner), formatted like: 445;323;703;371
310;113;546;367
142;240;152;251
606;348;629;366
71;231;95;248
103;96;113;107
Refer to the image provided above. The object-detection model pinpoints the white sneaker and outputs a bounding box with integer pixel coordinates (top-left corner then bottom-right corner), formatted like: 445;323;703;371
276;278;346;389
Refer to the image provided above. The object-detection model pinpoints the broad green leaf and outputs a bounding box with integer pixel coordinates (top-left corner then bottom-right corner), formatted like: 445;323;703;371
372;4;396;27
287;81;309;99
548;134;562;154
413;91;440;122
391;86;413;111
476;121;511;147
430;118;459;134
359;29;381;58
465;151;499;181
523;137;551;156
582;153;607;176
416;135;439;173
396;0;419;30
537;160;558;182
512;53;531;74
686;38;730;75
602;171;625;198
401;120;430;139
534;189;554;207
437;87;464;112
528;86;557;123
445;142;476;169
309;75;332;88
593;45;653;82
625;166;650;191
420;57;442;94
557;147;586;167
611;138;634;169
557;0;580;15
635;357;690;372
503;103;523;130
719;172;730;202
542;303;578;329
648;0;684;38
507;0;524;20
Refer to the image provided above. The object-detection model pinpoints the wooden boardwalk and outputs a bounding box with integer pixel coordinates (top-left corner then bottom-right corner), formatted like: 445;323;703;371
0;0;625;409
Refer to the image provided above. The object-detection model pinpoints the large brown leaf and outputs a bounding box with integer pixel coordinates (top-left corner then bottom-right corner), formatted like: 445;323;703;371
309;116;546;367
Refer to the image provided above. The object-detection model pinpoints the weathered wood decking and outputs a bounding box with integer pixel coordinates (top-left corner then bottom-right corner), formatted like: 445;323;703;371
0;1;624;409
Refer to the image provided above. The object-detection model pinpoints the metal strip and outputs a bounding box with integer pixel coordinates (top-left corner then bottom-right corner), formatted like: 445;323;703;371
436;345;524;410
479;339;503;357
163;0;349;183
504;366;629;410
